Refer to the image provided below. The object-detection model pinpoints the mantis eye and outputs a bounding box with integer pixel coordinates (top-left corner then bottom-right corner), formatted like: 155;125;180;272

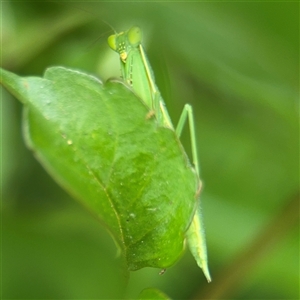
128;26;142;46
107;34;117;51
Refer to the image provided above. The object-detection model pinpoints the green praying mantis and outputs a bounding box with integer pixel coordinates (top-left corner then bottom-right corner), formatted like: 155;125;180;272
107;26;211;282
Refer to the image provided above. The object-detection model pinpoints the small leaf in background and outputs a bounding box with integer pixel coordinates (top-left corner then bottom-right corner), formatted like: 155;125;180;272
139;287;171;300
1;67;198;271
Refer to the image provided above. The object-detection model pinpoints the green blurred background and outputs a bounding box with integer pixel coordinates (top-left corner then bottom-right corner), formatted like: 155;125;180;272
1;1;299;299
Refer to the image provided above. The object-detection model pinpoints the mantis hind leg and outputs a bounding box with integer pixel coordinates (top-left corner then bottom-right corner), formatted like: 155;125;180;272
176;104;211;282
175;104;199;176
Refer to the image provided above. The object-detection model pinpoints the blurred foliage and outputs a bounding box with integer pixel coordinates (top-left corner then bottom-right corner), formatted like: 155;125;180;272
1;1;299;299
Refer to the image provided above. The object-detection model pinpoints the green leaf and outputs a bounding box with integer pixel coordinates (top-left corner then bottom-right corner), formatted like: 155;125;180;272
1;67;198;271
138;287;171;300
